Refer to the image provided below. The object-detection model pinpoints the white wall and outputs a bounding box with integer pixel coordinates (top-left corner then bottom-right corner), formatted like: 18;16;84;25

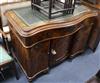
0;1;31;26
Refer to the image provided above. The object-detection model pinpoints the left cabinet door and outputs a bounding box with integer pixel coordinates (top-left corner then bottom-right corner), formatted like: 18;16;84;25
29;41;50;77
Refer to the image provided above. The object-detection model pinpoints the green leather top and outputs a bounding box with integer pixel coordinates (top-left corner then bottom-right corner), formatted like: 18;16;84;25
0;45;13;65
13;5;90;26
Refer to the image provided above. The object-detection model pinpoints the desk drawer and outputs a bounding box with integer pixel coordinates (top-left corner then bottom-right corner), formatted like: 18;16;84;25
23;23;82;47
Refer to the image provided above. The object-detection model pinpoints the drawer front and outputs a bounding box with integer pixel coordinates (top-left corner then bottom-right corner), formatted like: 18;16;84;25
23;23;82;47
83;0;100;4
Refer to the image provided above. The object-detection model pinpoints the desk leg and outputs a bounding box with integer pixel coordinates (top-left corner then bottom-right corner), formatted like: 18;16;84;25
11;61;19;80
0;71;5;80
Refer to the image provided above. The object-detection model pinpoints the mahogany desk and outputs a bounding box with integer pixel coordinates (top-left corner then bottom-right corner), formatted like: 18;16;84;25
5;4;100;82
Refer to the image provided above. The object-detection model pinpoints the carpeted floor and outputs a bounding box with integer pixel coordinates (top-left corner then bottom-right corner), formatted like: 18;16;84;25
0;43;100;83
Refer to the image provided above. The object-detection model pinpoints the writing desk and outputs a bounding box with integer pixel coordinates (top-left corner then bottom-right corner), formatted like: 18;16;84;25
5;4;99;82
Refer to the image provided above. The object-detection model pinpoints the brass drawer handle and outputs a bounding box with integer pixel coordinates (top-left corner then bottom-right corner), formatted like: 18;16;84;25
51;49;57;55
90;23;94;26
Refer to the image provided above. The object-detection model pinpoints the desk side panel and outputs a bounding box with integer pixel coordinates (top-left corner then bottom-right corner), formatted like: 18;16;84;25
10;26;50;79
88;13;100;51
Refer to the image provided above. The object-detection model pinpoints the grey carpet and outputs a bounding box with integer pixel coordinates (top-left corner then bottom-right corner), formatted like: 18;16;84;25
1;43;100;83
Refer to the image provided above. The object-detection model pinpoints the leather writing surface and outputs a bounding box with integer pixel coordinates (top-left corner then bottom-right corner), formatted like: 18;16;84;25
13;5;90;26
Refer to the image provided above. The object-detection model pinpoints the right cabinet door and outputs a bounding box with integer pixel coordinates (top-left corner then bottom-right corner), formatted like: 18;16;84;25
69;18;94;57
49;36;71;67
88;15;100;52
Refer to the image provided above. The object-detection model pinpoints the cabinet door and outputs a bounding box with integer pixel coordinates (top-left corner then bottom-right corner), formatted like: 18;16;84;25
49;37;71;67
69;19;93;57
29;41;50;77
